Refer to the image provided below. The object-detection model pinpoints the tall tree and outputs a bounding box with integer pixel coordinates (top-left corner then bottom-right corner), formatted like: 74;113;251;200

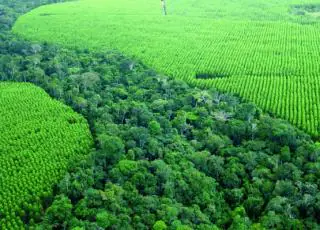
161;0;167;15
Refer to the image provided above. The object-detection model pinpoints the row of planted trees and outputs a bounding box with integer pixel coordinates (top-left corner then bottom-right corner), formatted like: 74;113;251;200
0;83;92;229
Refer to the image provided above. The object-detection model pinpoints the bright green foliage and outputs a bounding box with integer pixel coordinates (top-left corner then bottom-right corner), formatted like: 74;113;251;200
96;211;113;228
153;220;167;230
0;83;92;229
12;0;320;136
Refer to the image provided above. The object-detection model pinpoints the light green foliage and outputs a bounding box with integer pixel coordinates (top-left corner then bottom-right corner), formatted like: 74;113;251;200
12;0;320;136
153;220;167;230
0;83;92;229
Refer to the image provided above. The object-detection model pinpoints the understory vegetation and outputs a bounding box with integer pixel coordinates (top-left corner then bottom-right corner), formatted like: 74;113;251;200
0;0;320;229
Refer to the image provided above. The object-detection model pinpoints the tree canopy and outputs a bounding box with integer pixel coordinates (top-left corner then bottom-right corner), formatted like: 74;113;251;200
0;0;320;229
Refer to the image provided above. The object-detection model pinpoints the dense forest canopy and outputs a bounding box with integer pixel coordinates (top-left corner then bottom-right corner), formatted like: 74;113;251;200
0;0;320;229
